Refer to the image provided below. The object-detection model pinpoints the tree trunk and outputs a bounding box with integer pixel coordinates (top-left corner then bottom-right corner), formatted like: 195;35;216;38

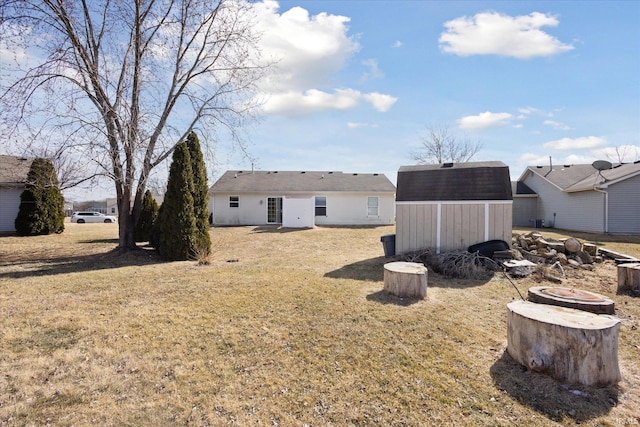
383;262;427;299
527;286;615;314
617;263;640;293
507;300;620;386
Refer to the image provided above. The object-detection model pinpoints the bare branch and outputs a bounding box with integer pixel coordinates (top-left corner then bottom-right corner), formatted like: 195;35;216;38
411;124;483;164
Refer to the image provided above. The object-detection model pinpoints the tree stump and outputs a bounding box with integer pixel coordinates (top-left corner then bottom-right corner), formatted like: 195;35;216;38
527;286;615;314
383;262;427;299
507;300;621;386
617;263;640;293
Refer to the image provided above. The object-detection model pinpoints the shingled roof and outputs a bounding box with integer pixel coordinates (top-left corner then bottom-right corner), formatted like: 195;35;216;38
210;170;396;193
0;155;33;186
523;161;640;192
396;161;512;202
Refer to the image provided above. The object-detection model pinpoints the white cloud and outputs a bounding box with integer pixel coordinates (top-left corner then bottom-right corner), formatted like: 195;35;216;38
543;120;571;131
251;1;396;116
347;122;379;129
362;92;398;112
458;111;512;130
392;40;403;48
543;136;607;150
360;58;384;82
439;11;574;59
261;88;396;116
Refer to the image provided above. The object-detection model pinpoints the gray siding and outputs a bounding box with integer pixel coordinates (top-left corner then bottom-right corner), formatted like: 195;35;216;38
0;188;22;232
523;173;605;233
608;174;640;234
512;197;537;227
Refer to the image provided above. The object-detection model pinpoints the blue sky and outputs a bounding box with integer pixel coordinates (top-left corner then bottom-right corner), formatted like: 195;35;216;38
215;0;640;186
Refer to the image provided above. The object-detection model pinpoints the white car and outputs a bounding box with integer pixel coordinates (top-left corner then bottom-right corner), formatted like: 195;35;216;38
71;211;118;224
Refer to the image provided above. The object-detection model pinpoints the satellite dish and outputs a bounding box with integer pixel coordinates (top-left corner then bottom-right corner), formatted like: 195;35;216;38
592;160;612;171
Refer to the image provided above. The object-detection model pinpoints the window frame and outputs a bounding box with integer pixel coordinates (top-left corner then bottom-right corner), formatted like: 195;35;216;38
229;196;239;208
315;196;327;217
367;196;379;217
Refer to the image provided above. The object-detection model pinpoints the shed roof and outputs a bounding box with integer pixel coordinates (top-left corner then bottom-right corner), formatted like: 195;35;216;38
210;170;396;193
522;161;640;192
396;161;512;201
0;155;33;186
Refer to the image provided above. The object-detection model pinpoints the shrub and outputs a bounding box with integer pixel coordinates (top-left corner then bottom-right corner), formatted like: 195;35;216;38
14;158;65;235
186;132;211;256
135;190;159;242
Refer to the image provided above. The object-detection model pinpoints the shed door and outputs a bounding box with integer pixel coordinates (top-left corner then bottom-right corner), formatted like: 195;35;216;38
267;197;282;223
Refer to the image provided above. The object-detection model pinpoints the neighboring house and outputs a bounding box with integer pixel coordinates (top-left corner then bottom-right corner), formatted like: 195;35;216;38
0;155;34;233
395;161;513;254
511;181;539;227
516;161;640;234
209;170;396;227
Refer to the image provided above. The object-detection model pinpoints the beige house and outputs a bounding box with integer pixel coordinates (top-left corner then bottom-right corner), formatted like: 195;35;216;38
395;162;513;254
209;170;396;227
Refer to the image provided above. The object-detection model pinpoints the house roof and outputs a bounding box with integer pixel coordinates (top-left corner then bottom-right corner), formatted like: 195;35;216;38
0;155;33;186
210;170;396;193
521;161;640;192
396;161;512;201
511;181;537;196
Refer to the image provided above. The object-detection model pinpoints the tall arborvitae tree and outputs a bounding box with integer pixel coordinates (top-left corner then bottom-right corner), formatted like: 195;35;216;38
186;132;211;256
15;158;65;235
134;190;159;243
153;142;197;261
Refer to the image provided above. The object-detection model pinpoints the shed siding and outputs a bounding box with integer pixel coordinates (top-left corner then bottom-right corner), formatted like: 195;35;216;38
396;201;512;254
522;172;605;233
608;174;640;234
0;188;22;232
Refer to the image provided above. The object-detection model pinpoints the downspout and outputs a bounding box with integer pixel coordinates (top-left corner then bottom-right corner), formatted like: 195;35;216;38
594;188;608;233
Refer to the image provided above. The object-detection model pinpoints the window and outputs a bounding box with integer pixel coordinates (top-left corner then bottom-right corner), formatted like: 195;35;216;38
315;196;327;216
367;197;379;216
229;196;239;208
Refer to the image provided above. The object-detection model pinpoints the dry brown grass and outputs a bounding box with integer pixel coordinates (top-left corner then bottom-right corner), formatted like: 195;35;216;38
1;224;639;426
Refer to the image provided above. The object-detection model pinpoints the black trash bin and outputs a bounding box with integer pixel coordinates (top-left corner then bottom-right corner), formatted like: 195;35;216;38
380;234;396;257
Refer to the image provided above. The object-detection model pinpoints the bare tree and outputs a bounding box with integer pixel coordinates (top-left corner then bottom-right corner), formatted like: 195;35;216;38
0;0;268;251
411;125;482;164
606;145;640;164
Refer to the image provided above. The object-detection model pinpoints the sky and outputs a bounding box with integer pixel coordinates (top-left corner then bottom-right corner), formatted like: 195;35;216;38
3;0;639;201
213;0;640;188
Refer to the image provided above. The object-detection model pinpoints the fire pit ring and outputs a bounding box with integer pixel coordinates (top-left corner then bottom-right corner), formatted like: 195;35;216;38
528;286;615;315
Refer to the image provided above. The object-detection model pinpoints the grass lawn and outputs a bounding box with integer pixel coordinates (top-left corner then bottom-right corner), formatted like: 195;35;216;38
1;224;639;426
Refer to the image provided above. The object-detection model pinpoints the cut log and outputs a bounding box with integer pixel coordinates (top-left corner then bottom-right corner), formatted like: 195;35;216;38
583;243;598;257
617;263;640;294
527;286;615;314
507;300;621;386
564;238;582;254
383;262;427;299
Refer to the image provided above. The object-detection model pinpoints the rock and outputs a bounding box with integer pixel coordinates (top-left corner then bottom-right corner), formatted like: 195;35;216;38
568;259;581;268
577;250;593;264
556;253;568;265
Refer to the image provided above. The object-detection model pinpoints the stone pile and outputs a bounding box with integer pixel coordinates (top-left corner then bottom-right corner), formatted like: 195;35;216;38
509;232;602;271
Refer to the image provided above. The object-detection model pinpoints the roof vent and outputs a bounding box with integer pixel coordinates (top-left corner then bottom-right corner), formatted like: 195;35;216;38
442;162;454;168
238;170;243;173
273;171;278;173
634;160;640;164
563;165;571;168
536;165;543;168
301;171;306;174
353;173;358;176
373;173;379;176
328;171;334;174
234;173;237;178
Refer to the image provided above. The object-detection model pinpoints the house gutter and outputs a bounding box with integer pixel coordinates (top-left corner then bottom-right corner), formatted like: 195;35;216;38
594;187;608;233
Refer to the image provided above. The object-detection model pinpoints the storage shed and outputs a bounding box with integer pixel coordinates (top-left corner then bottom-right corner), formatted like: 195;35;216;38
395;161;513;254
